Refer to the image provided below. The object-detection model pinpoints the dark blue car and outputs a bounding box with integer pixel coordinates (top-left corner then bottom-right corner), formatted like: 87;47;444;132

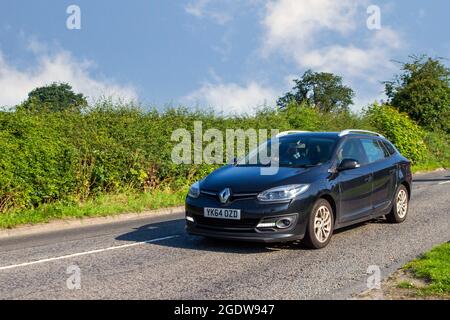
185;130;412;249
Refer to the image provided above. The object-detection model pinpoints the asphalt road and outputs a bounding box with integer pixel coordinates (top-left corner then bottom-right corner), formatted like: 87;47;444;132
0;170;449;300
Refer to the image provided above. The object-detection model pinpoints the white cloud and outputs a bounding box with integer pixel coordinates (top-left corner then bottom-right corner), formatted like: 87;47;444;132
212;31;233;62
0;44;138;107
296;27;403;82
185;0;207;17
371;26;403;49
185;0;405;112
262;0;362;50
299;45;390;81
183;81;278;114
261;0;404;109
184;0;266;24
185;0;232;25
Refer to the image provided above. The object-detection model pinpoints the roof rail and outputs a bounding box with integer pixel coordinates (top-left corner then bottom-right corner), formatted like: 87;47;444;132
339;129;384;138
276;130;310;138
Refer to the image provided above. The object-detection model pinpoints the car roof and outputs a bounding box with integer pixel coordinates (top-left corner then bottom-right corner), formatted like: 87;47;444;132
278;132;340;139
279;132;387;140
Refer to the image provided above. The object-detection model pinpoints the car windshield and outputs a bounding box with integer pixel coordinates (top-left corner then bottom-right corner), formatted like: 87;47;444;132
237;136;338;168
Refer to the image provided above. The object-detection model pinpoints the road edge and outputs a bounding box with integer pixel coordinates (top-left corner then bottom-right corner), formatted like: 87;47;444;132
0;169;446;240
0;206;185;240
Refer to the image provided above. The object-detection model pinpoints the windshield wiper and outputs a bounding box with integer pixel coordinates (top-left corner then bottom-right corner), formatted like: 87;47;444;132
237;163;319;168
236;163;271;167
290;164;319;168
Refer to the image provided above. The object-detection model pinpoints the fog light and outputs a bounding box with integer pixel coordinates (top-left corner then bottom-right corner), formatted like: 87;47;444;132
186;216;194;222
256;221;276;228
275;217;293;229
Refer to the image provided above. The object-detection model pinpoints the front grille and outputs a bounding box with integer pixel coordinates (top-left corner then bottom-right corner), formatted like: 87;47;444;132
196;225;255;233
200;191;219;201
200;190;257;202
195;215;258;230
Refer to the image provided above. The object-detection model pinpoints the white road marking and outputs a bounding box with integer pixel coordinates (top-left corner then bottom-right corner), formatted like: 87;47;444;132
438;180;450;185
0;235;179;271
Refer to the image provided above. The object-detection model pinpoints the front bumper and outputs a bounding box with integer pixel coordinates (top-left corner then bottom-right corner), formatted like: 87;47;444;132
186;224;305;243
185;194;313;243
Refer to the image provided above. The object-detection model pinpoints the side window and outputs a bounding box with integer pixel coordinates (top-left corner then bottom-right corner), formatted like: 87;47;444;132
382;141;397;156
377;140;391;158
337;139;368;165
360;138;386;163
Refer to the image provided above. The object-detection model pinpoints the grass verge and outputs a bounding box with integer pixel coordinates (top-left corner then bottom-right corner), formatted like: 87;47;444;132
357;242;450;299
412;160;449;173
401;242;450;297
0;188;187;229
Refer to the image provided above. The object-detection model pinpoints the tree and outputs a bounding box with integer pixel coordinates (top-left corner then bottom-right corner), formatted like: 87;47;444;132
277;70;354;112
384;55;450;132
19;82;88;112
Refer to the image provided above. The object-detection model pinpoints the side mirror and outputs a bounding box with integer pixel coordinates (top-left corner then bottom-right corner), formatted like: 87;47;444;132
338;159;360;171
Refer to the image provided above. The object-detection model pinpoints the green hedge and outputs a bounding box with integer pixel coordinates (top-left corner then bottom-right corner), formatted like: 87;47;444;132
0;101;446;212
365;104;428;163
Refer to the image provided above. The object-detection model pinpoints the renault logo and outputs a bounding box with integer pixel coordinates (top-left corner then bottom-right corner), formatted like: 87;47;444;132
219;188;231;204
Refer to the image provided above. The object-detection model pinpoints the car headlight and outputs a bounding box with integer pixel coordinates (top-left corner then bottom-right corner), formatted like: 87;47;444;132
257;184;309;202
188;181;200;198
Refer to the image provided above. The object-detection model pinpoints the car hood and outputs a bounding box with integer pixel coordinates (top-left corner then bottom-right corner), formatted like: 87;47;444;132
200;165;315;193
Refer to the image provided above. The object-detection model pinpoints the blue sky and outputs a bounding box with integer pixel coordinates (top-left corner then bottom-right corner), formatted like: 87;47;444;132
0;0;449;113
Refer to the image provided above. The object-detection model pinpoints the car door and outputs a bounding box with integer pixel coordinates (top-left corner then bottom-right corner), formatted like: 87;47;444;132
360;138;397;212
336;138;373;223
379;140;399;205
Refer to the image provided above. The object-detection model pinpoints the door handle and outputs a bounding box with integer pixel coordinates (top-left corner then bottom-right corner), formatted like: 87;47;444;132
364;175;372;183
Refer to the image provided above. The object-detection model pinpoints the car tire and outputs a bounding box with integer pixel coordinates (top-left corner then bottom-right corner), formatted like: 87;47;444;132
386;184;409;223
303;199;334;249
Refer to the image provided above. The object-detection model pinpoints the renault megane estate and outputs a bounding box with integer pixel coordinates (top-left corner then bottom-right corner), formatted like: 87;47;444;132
185;130;412;249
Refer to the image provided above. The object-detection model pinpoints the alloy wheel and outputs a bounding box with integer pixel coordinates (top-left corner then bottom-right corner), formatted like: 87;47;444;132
314;205;332;243
396;189;408;219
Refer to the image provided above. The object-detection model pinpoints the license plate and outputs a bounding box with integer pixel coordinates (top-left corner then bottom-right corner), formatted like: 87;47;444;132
204;207;241;220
